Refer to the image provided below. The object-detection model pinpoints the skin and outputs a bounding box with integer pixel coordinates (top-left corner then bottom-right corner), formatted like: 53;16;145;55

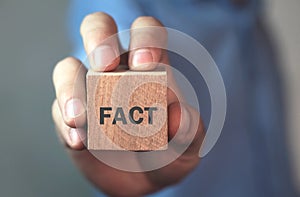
52;12;205;197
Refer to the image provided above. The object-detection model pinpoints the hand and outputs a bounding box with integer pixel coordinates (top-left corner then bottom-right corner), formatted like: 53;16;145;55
52;12;205;197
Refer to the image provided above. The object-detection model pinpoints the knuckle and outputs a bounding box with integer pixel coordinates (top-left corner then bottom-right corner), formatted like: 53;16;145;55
131;17;167;46
52;57;80;84
132;16;166;32
84;31;113;53
133;16;161;26
57;57;80;68
80;12;116;35
83;12;113;23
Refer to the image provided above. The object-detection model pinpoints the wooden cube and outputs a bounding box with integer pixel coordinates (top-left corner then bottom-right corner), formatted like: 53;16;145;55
86;66;168;151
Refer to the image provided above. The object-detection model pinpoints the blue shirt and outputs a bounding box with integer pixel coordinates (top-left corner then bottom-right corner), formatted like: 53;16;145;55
68;0;297;196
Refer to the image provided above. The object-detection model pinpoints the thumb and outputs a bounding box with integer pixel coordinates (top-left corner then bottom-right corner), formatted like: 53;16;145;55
168;102;205;151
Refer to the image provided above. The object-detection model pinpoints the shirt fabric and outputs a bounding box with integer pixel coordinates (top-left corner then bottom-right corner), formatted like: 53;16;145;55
67;0;297;196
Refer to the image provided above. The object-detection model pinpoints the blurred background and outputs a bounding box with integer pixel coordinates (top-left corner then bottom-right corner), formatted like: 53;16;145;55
0;0;299;196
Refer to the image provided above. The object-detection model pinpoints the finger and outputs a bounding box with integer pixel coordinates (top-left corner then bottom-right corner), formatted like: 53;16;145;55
52;99;85;150
168;102;204;152
53;57;87;128
80;12;120;71
136;102;204;187
129;16;168;70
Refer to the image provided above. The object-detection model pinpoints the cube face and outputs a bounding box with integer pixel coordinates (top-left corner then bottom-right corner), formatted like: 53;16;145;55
86;68;168;151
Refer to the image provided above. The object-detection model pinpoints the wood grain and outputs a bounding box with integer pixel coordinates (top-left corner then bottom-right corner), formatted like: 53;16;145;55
86;67;168;151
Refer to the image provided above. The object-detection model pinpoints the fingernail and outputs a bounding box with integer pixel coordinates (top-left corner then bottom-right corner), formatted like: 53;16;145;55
65;98;85;118
93;45;116;71
132;49;154;70
69;128;79;145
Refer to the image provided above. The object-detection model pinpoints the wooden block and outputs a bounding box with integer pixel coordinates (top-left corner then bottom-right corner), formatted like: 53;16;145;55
86;66;168;151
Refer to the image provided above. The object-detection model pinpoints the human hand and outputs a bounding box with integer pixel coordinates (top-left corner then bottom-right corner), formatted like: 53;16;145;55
52;12;205;197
